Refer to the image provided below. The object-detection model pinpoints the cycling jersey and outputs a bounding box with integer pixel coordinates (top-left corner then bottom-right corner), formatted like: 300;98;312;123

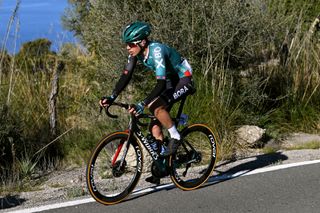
111;40;193;106
137;41;192;80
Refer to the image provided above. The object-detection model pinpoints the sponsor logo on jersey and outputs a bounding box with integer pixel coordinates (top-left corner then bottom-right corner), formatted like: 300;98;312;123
173;85;189;100
154;46;165;69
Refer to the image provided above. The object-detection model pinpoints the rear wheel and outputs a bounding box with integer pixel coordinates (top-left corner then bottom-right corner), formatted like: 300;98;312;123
86;132;143;205
169;124;218;190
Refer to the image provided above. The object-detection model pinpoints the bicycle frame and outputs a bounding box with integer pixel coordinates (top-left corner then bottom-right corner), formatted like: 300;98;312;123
130;118;160;161
122;96;187;162
111;96;188;169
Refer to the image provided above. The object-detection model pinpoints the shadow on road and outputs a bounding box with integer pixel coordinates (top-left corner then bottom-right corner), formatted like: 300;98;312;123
123;152;288;203
216;151;288;175
0;194;26;210
205;151;288;186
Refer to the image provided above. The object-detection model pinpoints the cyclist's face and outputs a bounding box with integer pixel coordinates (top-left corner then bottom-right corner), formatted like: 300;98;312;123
126;42;140;56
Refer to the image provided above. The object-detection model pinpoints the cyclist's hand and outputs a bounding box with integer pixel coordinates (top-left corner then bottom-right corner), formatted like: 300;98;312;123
99;95;115;108
128;102;144;116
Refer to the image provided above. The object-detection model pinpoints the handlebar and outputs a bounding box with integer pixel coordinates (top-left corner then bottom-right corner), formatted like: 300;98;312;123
100;102;154;127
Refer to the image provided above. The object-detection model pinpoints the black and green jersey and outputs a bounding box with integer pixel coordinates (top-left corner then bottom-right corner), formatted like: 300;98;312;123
111;40;192;105
137;41;192;80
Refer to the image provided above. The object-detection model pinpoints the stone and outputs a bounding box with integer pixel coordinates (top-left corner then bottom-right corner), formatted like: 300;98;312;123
236;125;266;147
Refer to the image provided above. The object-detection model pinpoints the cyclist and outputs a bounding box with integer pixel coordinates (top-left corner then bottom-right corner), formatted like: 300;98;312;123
99;21;195;183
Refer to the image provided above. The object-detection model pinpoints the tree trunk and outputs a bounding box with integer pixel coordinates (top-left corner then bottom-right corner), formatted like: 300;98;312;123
49;61;61;138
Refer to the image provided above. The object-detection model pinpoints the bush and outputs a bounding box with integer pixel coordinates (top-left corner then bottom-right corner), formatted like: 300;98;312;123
0;104;23;178
15;38;56;73
0;50;12;75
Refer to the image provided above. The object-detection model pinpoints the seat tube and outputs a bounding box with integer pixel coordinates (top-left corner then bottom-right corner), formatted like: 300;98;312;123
175;97;186;127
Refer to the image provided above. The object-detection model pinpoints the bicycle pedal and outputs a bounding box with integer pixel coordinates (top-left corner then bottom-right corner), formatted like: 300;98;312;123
145;176;160;185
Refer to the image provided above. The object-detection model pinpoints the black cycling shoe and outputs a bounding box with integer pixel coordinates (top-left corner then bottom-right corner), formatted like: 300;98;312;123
161;138;181;157
145;176;160;185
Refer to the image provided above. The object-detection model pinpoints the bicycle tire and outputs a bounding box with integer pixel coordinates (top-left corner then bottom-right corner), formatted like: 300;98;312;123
86;132;143;205
169;124;218;190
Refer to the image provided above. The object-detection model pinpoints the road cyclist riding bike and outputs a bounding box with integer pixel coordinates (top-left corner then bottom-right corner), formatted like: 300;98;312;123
86;21;218;205
100;21;196;184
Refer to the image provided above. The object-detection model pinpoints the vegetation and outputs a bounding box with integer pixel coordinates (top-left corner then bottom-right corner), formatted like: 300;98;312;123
288;141;320;150
0;0;320;191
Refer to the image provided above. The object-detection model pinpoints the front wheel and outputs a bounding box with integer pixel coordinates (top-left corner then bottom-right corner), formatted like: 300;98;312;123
86;132;143;205
169;124;218;190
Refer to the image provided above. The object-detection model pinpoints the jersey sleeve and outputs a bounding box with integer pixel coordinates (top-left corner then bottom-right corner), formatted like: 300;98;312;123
112;55;137;97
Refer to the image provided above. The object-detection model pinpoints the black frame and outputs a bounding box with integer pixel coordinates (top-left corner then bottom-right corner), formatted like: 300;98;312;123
126;96;187;161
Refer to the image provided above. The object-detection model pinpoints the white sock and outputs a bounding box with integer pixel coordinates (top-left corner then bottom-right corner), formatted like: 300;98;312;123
168;125;181;140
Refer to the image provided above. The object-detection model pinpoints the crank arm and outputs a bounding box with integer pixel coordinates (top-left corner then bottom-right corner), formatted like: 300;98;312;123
182;163;191;177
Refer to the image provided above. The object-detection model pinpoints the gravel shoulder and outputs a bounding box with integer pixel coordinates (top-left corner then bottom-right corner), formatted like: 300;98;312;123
1;140;320;212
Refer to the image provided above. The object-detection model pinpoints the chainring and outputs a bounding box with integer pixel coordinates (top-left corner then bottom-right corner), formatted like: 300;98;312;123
151;158;169;178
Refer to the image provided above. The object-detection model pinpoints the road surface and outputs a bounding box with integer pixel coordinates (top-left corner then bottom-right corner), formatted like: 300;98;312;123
22;161;320;213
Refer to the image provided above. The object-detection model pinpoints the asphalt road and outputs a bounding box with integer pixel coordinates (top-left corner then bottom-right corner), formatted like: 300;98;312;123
40;163;320;213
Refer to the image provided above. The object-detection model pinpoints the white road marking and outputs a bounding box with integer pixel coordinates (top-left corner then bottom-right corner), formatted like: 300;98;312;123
7;159;320;213
6;198;95;213
208;159;320;183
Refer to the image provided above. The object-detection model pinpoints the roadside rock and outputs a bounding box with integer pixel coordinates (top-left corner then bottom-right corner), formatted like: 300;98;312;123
236;125;266;147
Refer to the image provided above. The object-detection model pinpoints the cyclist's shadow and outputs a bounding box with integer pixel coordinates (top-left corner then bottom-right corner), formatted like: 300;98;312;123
205;151;288;186
0;194;26;210
123;152;288;203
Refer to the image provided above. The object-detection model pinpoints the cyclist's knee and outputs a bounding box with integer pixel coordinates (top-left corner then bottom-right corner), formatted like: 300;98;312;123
151;125;162;139
153;105;166;117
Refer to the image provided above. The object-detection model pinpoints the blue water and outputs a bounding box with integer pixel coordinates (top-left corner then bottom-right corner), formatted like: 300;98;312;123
0;0;77;54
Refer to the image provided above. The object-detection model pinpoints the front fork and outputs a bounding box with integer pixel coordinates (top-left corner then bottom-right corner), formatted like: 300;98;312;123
112;129;132;168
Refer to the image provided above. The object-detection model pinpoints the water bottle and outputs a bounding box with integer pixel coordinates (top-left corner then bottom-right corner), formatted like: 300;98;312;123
178;113;188;126
146;134;158;151
160;145;167;156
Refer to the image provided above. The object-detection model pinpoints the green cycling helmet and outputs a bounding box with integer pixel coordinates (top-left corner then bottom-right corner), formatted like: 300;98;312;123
122;21;151;43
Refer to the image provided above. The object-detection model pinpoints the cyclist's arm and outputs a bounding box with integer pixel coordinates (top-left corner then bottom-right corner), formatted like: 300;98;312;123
143;79;166;106
111;56;137;98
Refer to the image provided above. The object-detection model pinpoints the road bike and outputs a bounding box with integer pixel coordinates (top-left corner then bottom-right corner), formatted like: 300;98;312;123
86;96;218;205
